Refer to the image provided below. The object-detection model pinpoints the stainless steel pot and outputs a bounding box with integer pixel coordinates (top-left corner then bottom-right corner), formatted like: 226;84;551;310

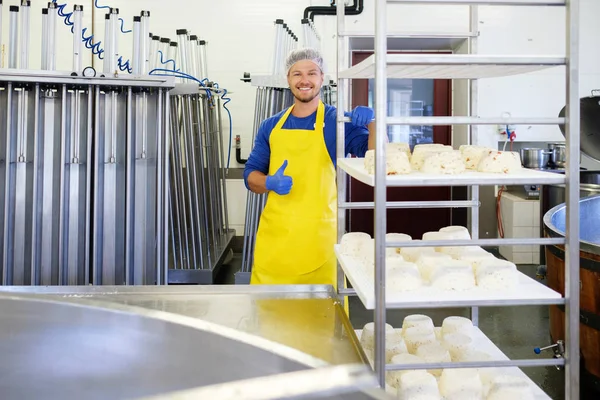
520;148;552;169
546;171;600;211
548;143;566;167
558;90;600;163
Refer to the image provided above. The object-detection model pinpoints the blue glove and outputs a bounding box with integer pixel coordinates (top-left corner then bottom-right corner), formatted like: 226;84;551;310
265;160;293;195
344;106;375;126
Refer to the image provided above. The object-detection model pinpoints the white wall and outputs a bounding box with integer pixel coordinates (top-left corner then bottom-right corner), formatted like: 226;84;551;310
3;0;598;235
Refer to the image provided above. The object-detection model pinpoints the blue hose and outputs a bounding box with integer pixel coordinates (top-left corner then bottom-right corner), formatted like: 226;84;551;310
54;0;234;168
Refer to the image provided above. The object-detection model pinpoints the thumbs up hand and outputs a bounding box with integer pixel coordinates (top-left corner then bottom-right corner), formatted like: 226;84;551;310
265;160;293;195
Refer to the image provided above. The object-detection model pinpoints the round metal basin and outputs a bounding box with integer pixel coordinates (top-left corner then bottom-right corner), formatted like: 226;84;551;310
0;293;384;400
543;193;600;255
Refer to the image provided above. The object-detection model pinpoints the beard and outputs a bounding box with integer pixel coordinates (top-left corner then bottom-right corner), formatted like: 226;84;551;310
292;87;320;103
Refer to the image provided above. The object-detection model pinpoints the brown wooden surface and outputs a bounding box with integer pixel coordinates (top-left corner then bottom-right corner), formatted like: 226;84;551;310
546;243;600;378
347;51;465;238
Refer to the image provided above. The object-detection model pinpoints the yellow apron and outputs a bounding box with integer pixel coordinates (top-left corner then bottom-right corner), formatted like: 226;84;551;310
251;101;339;290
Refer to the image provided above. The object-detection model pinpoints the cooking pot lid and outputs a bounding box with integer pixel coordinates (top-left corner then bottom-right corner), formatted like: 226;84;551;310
558;91;600;163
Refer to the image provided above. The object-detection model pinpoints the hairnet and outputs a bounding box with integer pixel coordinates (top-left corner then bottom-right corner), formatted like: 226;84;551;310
285;48;325;74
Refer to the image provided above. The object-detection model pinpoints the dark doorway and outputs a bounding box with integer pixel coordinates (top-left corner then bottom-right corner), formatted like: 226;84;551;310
346;51;466;239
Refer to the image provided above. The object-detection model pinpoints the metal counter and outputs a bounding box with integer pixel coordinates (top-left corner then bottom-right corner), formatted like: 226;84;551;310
0;285;389;400
0;284;368;367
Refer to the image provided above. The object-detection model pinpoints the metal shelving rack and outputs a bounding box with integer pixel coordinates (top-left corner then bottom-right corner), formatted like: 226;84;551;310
335;0;580;398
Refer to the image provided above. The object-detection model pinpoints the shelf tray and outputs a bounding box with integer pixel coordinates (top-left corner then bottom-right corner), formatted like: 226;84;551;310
338;158;567;187
354;327;551;400
335;245;563;309
338;54;564;80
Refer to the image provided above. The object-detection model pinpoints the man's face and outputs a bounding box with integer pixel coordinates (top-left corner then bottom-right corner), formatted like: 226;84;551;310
287;60;324;103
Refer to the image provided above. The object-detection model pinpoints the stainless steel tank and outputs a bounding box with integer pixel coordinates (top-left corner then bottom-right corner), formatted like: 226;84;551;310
544;194;600;255
0;292;389;400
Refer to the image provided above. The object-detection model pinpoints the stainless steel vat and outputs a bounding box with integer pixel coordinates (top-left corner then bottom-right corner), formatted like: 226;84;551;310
544;194;600;255
546;171;600;212
0;286;389;400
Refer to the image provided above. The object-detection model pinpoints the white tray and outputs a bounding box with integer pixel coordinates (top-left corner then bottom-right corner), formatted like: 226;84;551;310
354;327;551;399
335;245;563;309
338;158;566;187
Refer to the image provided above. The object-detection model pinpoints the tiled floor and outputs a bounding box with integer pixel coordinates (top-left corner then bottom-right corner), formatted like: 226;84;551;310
215;253;596;400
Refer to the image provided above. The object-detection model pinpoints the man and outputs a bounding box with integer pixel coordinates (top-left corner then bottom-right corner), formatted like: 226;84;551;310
244;48;375;288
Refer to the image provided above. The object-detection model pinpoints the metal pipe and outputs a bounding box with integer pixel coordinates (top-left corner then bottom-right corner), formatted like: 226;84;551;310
386;116;564;125
30;83;41;285
140;11;150;75
386;358;565;371
176;29;188;75
0;3;3;65
92;86;101;284
387;237;565;248
194;96;211;260
163;91;171;283
132;16;141;75
151;35;160;71
565;0;581;397
338;200;479;209
72;5;83;73
373;0;388;387
199;40;208;79
2;83;13;284
470;185;480;326
125;87;133;285
156;89;164;284
168;41;178;70
103;13;111;74
8;6;18;69
182;95;202;269
19;0;30;69
57;85;67;284
47;2;57;71
84;86;93;284
110;8;119;74
188;35;198;77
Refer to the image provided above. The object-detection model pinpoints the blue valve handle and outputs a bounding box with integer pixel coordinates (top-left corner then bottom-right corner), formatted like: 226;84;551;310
534;344;557;354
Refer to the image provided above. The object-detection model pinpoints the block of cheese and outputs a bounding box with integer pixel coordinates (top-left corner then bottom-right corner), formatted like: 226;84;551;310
430;260;476;291
439;225;471;240
387;260;423;292
400;245;437;263
415;343;451;376
403;326;438;354
477;150;522;174
386;233;412;257
456;349;497;387
422;230;454;252
458;252;497;271
486;375;535;400
442;332;474;361
340;232;371;258
416;253;453;281
420;150;466;175
475;259;519;290
442;316;474;337
402;314;435;333
459;145;494;170
434;327;443;341
360;238;375;266
439;368;484;400
389;142;412;160
410;144;453;170
386;353;425;389
360;322;395;351
364;145;411;175
386;334;409;362
397;370;441;400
